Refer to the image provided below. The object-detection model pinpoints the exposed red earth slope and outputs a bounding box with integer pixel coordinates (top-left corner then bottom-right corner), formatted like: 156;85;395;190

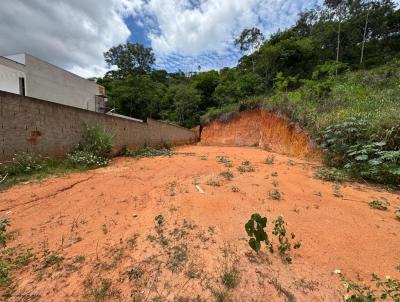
0;145;399;301
201;110;318;158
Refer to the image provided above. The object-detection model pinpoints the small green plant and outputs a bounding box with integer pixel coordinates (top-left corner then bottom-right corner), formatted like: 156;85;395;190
101;224;108;234
264;155;275;165
237;165;255;173
77;125;113;159
207;179;221;187
315;167;344;183
155;214;164;226
287;160;295;166
272;216;301;263
67;151;110;168
336;269;400;302
242;160;251;166
269;189;281;200
244;213;271;252
231;186;240;192
333;184;343;198
216;156;231;166
222;267;239;289
271;171;278;177
245;214;301;263
220;171;234;181
272;179;279;187
167;244;188;273
369;198;390;211
127;266;144;280
0;218;10;248
43;252;64;269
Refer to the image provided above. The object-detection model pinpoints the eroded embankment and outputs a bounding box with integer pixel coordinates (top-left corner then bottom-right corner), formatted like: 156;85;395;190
201;110;318;158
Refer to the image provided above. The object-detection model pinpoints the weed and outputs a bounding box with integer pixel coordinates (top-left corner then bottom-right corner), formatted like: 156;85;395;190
242;160;251;166
245;213;301;263
264;155;275;165
222;268;239;289
167;244;188;273
272;216;301;263
207;179;221;187
43;252;64;269
237;165;255;173
369;197;390;211
272;179;279;187
333;184;343;198
315;167;344;183
186;262;202;279
216;156;231;166
231;186;240;192
74;255;86;263
0;218;10;247
271;171;278;177
127;266;144;280
335;268;400;302
101;224;108;234
220;171;234;181
200;156;208;160
287;160;295;166
396;207;400;221
269;189;282;200
155;214;164;226
128;233;139;247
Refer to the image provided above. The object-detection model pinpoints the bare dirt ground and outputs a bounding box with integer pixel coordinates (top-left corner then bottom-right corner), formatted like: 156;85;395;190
0;145;399;301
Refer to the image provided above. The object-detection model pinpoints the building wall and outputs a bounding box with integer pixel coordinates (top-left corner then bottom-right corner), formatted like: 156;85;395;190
0;91;196;161
0;57;26;95
24;54;101;111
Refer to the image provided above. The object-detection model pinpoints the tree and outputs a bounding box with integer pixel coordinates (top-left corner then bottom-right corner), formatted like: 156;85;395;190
234;28;265;71
104;42;155;77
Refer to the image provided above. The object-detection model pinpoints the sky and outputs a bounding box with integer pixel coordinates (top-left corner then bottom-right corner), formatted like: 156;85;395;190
1;0;394;78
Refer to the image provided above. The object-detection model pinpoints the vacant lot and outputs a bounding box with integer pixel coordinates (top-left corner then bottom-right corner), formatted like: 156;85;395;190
0;145;399;301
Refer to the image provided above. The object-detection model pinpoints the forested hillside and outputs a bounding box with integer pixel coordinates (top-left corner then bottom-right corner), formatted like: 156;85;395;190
98;0;400;185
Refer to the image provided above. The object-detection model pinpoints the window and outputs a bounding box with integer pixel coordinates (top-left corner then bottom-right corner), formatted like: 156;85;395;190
19;77;25;96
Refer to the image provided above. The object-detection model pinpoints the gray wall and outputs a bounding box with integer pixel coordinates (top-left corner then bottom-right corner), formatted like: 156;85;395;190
0;90;196;161
24;54;101;111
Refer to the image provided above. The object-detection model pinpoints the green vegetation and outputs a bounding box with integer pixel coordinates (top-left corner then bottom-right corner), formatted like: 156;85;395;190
336;269;400;302
220;171;234;181
369;198;390;211
0;125;113;191
245;213;301;263
95;0;399;186
269;189;282;200
264;155;275;165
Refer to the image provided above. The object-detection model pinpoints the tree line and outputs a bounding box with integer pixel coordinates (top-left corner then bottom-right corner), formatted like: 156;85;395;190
97;0;400;128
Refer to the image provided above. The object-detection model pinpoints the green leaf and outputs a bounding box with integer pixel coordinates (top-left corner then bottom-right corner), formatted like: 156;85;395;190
248;238;260;252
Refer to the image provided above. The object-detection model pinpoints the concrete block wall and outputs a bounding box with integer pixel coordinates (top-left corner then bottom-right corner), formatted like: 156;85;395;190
0;91;196;161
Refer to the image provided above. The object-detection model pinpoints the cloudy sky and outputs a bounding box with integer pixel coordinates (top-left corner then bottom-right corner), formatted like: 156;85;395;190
1;0;335;77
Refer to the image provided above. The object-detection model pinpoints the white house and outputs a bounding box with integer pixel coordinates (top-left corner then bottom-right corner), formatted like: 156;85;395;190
0;53;107;112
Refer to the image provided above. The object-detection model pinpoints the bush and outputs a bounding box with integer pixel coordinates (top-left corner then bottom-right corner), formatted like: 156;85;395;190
0;153;46;177
66;151;111;168
318;118;400;185
76;125;113;159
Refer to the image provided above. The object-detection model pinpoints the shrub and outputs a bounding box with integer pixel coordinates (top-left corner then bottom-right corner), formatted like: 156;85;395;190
315;167;345;183
66;151;110;168
264;155;275;165
0;153;45;177
369;198;390;211
77;125;113;159
220;171;234;181
0;218;10;248
269;189;281;200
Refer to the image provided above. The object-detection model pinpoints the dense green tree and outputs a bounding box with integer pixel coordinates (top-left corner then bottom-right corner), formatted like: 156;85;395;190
104;42;155;77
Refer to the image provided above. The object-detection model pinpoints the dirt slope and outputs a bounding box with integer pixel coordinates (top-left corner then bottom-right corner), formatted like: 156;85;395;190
201;110;318;158
0;145;399;301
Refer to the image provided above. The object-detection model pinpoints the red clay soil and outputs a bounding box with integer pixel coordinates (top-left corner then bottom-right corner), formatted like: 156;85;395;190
201;110;318;158
0;145;399;301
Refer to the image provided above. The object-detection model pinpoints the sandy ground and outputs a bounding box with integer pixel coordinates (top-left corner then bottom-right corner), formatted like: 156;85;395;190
0;145;399;301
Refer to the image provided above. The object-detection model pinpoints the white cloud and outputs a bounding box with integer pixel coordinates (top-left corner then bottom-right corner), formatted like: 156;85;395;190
0;0;136;77
0;0;326;76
